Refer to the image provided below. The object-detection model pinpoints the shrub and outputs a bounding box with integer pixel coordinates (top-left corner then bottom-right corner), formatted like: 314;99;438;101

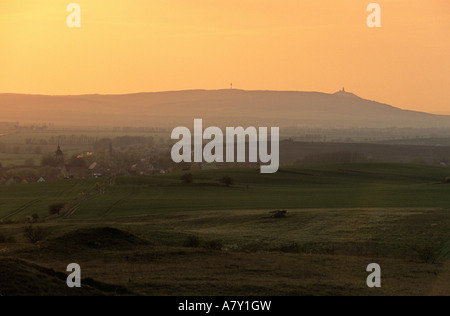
204;239;223;250
410;244;442;264
270;210;288;218
219;176;235;187
31;213;40;223
23;225;47;243
49;203;65;215
181;173;193;185
183;235;200;248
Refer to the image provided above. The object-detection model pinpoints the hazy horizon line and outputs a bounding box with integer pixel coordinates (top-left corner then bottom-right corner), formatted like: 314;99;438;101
0;88;347;97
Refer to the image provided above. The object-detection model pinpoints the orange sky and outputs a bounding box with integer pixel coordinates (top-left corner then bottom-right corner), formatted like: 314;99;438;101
0;0;449;113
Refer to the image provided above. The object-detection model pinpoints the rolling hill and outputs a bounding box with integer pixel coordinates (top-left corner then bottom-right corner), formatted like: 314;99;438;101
1;163;450;295
0;89;449;128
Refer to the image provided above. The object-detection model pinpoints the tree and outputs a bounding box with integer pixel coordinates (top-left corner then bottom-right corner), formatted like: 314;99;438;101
94;138;113;152
219;176;235;187
49;203;65;215
23;226;47;243
181;173;193;185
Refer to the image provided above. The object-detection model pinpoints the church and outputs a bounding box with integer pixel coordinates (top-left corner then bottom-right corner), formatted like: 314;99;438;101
55;145;65;166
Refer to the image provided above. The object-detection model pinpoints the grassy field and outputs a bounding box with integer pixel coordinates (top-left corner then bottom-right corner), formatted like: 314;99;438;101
0;163;450;295
1;163;450;221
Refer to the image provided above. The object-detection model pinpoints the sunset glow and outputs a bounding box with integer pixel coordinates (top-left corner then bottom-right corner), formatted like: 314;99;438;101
1;0;449;112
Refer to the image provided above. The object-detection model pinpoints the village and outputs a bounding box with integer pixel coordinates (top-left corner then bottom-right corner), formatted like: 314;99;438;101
0;144;172;185
0;141;259;186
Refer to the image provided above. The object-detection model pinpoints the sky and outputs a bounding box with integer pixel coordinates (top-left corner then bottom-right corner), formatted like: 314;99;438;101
0;0;449;113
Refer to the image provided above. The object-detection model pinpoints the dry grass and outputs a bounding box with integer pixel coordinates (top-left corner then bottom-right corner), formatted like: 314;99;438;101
1;208;449;296
7;246;449;296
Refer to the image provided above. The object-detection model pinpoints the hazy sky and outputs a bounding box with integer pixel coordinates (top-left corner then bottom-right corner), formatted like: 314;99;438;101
1;0;449;113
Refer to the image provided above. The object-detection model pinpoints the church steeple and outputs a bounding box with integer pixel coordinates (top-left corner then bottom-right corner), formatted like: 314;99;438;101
55;145;64;165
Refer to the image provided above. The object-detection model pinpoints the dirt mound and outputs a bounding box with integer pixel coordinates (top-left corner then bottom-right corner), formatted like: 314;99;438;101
0;258;121;296
49;227;149;250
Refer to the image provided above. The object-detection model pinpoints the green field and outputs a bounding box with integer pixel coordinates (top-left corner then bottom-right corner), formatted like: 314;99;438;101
1;163;450;221
1;163;450;295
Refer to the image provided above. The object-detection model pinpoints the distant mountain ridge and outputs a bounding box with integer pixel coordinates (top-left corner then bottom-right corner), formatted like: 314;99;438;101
0;89;448;128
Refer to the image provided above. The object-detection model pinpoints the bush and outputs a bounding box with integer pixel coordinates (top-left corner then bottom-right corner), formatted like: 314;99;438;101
183;235;200;248
31;213;40;223
181;173;193;185
219;176;235;187
49;203;65;215
204;239;223;250
270;210;288;218
410;244;441;264
23;225;48;243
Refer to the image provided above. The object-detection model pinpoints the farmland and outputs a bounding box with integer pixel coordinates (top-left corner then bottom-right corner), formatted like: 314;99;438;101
0;163;450;295
1;163;450;220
